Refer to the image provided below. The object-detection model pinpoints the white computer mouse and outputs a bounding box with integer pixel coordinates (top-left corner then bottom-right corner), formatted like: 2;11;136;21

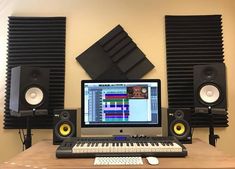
146;156;159;165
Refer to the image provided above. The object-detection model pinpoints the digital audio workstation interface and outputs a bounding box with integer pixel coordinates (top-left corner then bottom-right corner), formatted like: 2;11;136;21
83;81;160;126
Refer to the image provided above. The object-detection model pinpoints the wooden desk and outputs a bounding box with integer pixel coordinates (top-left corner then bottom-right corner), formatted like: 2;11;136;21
1;138;235;169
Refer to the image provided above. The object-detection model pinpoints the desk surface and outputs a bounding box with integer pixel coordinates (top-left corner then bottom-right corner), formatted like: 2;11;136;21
1;138;235;169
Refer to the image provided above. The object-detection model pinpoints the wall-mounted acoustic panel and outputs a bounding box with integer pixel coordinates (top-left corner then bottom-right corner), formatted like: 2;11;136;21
76;25;154;80
4;16;66;129
165;15;228;127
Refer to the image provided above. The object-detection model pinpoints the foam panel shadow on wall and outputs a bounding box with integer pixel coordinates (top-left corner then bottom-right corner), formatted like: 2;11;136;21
165;15;228;127
76;25;155;80
4;16;66;129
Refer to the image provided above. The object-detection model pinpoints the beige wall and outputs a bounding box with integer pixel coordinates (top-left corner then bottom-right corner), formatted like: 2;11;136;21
0;0;235;163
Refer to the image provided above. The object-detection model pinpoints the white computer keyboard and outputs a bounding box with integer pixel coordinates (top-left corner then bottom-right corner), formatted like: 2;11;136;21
94;157;143;165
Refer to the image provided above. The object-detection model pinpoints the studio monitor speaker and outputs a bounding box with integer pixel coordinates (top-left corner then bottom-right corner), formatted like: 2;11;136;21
9;66;49;117
193;63;227;113
53;109;77;145
168;108;192;144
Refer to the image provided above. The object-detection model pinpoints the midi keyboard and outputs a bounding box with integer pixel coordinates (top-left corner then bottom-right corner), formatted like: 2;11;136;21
56;136;187;158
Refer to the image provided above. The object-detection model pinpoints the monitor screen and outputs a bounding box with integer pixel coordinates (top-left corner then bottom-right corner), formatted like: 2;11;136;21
80;79;162;136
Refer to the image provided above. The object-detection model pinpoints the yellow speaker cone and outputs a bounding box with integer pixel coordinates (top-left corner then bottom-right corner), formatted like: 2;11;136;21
59;123;71;136
173;123;185;135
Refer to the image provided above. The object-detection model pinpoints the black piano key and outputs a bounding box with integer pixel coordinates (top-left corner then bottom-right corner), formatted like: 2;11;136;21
76;142;81;146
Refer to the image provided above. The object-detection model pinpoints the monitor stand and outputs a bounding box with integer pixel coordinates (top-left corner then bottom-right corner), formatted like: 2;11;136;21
208;107;219;147
24;116;32;149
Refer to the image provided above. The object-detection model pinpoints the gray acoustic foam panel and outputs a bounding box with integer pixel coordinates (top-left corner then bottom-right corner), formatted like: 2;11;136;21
76;25;154;80
4;16;66;129
165;15;228;127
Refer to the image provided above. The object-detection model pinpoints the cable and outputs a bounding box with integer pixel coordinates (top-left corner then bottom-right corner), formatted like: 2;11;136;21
18;129;25;151
22;129;26;150
18;129;24;143
18;117;33;150
22;128;25;139
191;127;194;137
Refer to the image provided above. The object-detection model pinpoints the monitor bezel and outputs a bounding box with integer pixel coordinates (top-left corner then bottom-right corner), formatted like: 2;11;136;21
81;79;161;128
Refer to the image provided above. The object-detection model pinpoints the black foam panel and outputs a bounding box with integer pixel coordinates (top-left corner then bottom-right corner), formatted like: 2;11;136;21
4;16;66;129
76;25;154;80
165;15;228;127
191;112;228;127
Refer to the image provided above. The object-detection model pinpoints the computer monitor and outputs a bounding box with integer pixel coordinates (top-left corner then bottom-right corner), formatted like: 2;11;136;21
80;79;162;137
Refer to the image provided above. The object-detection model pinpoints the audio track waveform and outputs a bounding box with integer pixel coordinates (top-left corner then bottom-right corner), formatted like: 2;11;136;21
103;94;129;122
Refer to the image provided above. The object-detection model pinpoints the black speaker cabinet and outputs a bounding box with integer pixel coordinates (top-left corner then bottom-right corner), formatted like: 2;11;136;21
9;66;49;117
193;63;227;113
53;109;77;145
168;108;192;144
